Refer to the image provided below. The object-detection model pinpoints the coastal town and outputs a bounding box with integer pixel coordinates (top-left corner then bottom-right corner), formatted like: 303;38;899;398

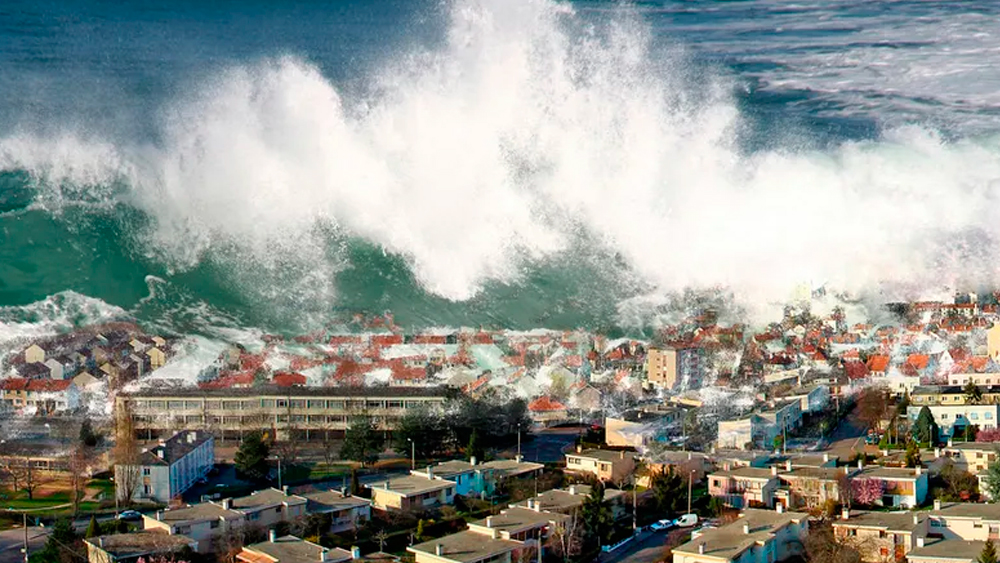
7;296;1000;563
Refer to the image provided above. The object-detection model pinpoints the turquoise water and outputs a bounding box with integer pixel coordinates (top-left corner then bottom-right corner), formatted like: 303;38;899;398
2;0;1000;337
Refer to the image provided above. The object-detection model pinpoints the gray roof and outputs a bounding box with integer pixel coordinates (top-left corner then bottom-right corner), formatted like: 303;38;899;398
479;459;544;477
366;475;454;497
942;442;1000;452
299;489;370;513
933;501;1000;521
86;532;196;559
244;536;351;563
711;467;776;480
468;507;568;535
140;431;212;466
779;467;847;483
908;539;984;562
857;466;923;480
229;488;307;511
426;460;476;477
151;503;243;525
832;511;924;532
513;486;625;513
673;509;809;560
565;449;636;463
408;531;522;563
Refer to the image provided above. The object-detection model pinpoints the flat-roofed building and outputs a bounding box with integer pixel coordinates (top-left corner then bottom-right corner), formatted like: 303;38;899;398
928;500;1000;540
143;502;244;553
407;530;522;563
366;474;455;512
707;467;779;509
646;347;703;391
238;533;352;563
118;386;451;441
479;457;543;481
116;430;214;503
907;538;985;563
605;408;683;448
831;510;929;563
299;489;371;533
563;448;636;484
513;485;628;520
85;532;197;563
775;466;851;511
229;488;308;528
672;507;809;563
415;459;498;497
936;442;1000;474
466;507;568;543
854;466;928;508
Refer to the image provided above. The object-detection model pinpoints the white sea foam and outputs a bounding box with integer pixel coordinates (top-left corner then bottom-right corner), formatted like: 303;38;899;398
3;0;1000;317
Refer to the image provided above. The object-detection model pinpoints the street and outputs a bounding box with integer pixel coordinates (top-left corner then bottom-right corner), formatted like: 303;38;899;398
0;527;48;563
825;406;867;460
515;427;580;463
596;528;678;563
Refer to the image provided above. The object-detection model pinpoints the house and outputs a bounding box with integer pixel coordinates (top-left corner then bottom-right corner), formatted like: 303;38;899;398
366;474;455;511
708;467;779;509
143;503;244;554
563;448;637;484
853;466;928;508
831;510;929;563
646;346;703;391
24;343;45;364
775;466;850;511
569;384;602;412
43;358;65;380
466;507;568;544
936;442;1000;475
116;431;214;503
671;507;809;563
773;383;829;414
84;532;197;563
147;348;167;370
929;500;1000;540
637;451;712;488
906;538;985;563
480;457;544;481
513;485;628;520
299;489;371;533
407;530;522;563
228;488;308;528
73;371;103;392
415;459;497;497
0;378;80;413
527;397;568;426
605;408;682;448
237;533;352;563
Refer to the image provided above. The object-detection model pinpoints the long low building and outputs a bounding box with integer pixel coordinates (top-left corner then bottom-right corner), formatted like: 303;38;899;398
118;386;451;440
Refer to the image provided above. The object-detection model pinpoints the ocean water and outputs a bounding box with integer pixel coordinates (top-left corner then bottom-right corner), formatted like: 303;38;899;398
2;0;1000;343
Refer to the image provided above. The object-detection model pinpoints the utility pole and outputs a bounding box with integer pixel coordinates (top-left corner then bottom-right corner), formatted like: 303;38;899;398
408;438;415;470
687;470;694;516
278;457;282;490
517;424;521;458
23;512;28;563
632;474;637;532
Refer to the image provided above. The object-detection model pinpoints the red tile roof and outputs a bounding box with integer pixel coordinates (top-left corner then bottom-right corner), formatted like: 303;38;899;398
528;396;567;412
867;355;890;373
906;354;929;370
272;372;307;387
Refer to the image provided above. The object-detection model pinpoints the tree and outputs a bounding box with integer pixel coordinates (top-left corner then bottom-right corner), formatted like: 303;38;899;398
113;399;142;506
683;409;699;437
234;431;271;481
415;519;426;542
857;387;889;434
904;441;921;468
980;539;998;563
650;466;686;514
393;407;447;460
547;515;583;563
966;381;984;405
773;434;784;452
936;460;980;501
580;482;613;550
467;429;484;461
915;406;940;445
805;521;862;563
340;413;385;467
85;515;100;538
851;478;885;506
350;468;363;496
983;461;1000;502
79;419;100;448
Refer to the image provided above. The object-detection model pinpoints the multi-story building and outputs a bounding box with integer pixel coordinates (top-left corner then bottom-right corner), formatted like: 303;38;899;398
604;407;683;448
716;401;801;450
0;378;80;413
909;388;1000;436
672;507;809;563
831;510;929;563
116;430;214;503
936;441;1000;475
775;466;850;511
118;386;450;441
707;467;779;509
563;448;637;484
646;346;703;391
84;532;197;563
929;500;1000;540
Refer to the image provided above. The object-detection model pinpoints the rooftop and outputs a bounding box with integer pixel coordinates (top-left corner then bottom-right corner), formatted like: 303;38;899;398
468;507;568;535
480;458;544;477
779;467;847;482
514;485;624;513
229;488;307;511
126;385;451;398
85;532;196;558
408;530;522;563
299;489;370;513
673;509;808;560
366;475;454;497
833;510;925;531
907;539;985;562
243;536;351;563
151;503;243;525
566;449;636;463
857;466;923;480
933;501;1000;521
140;431;212;466
711;467;776;480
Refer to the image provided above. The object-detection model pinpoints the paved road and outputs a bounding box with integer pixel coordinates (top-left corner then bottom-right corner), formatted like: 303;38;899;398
826;405;867;460
516;428;580;463
596;528;675;563
0;527;48;563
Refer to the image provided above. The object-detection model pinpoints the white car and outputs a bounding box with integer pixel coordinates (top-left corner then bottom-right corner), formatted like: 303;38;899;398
673;514;699;528
650;519;674;531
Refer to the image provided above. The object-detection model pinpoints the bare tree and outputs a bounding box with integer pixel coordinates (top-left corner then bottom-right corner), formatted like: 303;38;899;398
114;399;143;506
68;445;91;516
547;517;583;563
1;457;47;500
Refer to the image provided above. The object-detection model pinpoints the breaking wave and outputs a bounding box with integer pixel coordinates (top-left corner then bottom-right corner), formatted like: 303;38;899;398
3;0;1000;327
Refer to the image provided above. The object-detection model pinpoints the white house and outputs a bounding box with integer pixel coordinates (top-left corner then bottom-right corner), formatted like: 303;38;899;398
117;431;214;503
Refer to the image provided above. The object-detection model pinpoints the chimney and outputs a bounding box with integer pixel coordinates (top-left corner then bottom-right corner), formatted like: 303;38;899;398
823;453;829;463
770;466;778;476
269;529;277;543
515;454;523;463
282;485;289;495
156;511;163;521
527;499;535;510
913;514;919;525
383;482;389;490
187;432;196;444
916;466;922;476
98;537;104;548
351;547;361;560
569;485;577;496
576;444;582;454
321;550;328;562
742;523;750;535
916;537;925;548
857;458;863;469
427;467;434;479
156;449;164;459
841;509;850;520
222;498;232;510
470;457;477;466
486;517;493;528
620;451;625;460
776;503;784;514
934;499;941;511
935;447;941;458
435;545;444;557
698;544;705;555
785;460;792;471
948;438;953;447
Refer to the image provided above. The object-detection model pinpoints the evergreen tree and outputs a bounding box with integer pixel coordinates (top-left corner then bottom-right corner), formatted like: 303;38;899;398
904;441;922;468
467;429;484;461
966;381;984;405
85;515;100;538
580;482;612;550
416;519;426;541
393;407;446;460
340;413;385;467
79;419;99;448
235;430;270;480
651;467;686;514
984;461;1000;503
979;539;998;563
350;468;363;496
915;406;939;445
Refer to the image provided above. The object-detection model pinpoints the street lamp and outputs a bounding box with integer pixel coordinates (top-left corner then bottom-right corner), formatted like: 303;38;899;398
687;469;695;516
407;438;415;470
517;424;522;459
269;456;283;489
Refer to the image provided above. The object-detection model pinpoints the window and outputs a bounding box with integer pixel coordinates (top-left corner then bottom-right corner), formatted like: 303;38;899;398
211;520;220;529
275;507;282;514
942;414;949;420
143;485;151;495
972;413;980;420
987;412;994;420
143;468;151;476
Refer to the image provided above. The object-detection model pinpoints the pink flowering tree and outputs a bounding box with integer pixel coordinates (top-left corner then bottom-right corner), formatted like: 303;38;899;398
977;428;1000;442
852;478;885;506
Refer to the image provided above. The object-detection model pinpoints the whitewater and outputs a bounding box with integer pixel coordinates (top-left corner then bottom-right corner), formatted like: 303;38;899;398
2;0;1000;345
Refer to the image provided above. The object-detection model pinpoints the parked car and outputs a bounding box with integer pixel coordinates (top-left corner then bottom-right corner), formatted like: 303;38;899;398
116;510;143;521
673;514;699;528
650;519;675;532
197;477;209;485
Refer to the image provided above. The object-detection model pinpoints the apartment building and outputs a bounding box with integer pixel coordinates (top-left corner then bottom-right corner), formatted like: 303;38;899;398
563;448;637;484
118;386;450;440
84;532;197;563
708;467;779;509
366;474;455;511
116;430;214;503
672;507;809;563
646;346;703;391
0;378;80;413
909;395;1000;438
